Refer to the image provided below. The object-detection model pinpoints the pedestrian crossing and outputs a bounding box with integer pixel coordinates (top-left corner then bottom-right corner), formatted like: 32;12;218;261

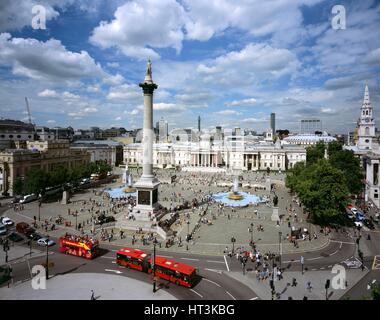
371;255;380;270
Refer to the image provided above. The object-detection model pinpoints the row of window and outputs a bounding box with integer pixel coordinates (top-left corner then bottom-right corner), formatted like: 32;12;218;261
0;134;32;139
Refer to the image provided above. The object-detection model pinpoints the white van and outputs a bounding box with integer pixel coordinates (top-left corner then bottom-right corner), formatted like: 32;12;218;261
19;194;38;204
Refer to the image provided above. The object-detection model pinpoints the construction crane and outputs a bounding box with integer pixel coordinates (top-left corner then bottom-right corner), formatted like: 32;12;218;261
25;97;32;125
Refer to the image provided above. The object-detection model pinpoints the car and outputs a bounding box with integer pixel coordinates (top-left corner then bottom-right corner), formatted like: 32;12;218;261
11;196;22;204
354;221;363;228
351;207;358;214
363;219;375;230
16;222;30;234
19;194;38;204
7;232;24;242
27;232;43;241
37;238;55;247
356;212;365;221
0;223;7;236
346;212;355;220
1;217;14;226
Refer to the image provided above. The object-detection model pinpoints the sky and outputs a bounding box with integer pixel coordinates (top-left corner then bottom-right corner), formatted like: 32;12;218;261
0;0;379;134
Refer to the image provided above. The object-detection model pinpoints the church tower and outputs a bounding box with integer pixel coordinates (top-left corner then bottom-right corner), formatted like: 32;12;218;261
357;82;376;150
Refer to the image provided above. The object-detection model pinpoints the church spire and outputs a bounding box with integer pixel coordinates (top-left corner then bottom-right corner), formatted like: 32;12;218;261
363;80;370;106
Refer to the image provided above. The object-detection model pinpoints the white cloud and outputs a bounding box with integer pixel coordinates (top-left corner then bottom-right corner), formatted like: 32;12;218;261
215;109;241;115
62;91;81;100
90;0;187;59
38;89;58;98
225;98;257;107
106;62;120;68
0;33;105;81
197;43;299;87
154;103;184;111
107;84;141;101
115;116;122;121
47;119;56;124
104;73;125;85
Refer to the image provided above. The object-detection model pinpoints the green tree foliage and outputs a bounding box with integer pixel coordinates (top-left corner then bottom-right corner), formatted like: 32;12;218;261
286;140;362;226
371;282;380;300
12;177;24;195
25;168;49;195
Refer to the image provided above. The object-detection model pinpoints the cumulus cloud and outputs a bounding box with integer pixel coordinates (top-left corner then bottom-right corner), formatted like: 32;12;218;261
215;109;242;115
90;0;187;59
154;103;184;111
106;84;141;101
225;98;257;107
0;33;105;81
38;89;58;98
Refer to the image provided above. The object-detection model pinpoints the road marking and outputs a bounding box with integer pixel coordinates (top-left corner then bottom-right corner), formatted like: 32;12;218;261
159;255;174;258
339;242;343;249
320;267;325;270
190;289;203;298
204;268;223;274
328;265;333;268
206;260;225;264
203;278;222;287
250;297;258;300
329;250;339;256
372;255;380;270
330;240;355;245
307;257;322;261
180;258;199;261
224;255;230;272
226;291;236;300
100;256;115;259
105;269;122;274
312;269;317;271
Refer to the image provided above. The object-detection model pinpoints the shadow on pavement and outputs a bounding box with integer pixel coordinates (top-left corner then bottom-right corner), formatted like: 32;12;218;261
51;262;87;278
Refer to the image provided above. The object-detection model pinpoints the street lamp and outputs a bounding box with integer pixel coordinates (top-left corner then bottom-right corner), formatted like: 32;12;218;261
3;239;10;263
38;200;42;222
75;213;78;230
231;236;236;254
186;220;190;241
278;231;282;269
152;237;158;293
45;235;49;280
248;223;254;248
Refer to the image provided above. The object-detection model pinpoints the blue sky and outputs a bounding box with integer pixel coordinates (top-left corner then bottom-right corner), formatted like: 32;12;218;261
0;0;379;134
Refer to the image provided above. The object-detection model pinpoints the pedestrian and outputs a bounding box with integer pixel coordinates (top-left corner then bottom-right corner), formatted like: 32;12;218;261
291;278;297;287
90;290;95;300
307;281;312;292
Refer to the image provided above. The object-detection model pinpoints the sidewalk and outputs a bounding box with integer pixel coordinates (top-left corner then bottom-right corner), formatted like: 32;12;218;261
226;268;370;300
0;272;177;300
0;244;45;265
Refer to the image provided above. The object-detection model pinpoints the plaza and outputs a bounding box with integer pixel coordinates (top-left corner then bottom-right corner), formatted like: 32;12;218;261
2;168;329;257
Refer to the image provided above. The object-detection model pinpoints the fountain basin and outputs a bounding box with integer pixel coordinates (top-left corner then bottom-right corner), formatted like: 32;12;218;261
212;192;265;207
105;187;137;199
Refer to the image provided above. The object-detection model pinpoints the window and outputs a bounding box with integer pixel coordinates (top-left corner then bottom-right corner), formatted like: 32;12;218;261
9;135;13;138
17;135;21;138
365;127;370;135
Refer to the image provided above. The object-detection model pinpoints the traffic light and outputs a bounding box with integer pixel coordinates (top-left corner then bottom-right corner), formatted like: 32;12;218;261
325;279;330;290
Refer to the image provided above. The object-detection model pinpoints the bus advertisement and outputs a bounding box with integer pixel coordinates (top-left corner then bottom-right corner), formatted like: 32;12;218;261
59;234;99;259
116;247;197;288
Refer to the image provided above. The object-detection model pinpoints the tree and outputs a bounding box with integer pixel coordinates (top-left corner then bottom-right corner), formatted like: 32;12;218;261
13;177;24;195
25;168;49;195
371;282;380;300
306;141;325;164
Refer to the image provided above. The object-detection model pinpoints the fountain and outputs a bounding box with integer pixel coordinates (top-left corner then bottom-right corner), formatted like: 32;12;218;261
123;173;136;193
212;177;266;207
227;177;243;200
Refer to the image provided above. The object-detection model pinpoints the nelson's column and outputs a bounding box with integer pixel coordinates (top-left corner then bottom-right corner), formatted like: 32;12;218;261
132;59;161;221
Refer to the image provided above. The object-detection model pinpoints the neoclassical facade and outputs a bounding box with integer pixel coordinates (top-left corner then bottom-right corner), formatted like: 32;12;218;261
123;137;306;171
0;140;90;196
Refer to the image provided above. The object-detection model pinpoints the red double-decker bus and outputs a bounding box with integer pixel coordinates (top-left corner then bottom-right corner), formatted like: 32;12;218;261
116;247;197;288
59;234;99;259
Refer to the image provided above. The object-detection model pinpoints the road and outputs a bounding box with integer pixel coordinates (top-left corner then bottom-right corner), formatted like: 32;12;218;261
2;199;380;300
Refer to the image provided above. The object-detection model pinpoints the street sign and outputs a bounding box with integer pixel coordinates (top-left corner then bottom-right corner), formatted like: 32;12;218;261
300;256;304;264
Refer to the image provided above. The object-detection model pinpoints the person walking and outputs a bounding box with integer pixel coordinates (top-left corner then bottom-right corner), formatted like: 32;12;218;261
90;290;95;300
307;281;313;292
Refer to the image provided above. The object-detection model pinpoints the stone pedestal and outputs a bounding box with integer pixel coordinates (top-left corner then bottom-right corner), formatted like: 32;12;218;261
61;191;69;204
271;207;279;221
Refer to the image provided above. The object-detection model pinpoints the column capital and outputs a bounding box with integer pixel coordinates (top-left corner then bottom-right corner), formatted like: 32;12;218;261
139;82;158;94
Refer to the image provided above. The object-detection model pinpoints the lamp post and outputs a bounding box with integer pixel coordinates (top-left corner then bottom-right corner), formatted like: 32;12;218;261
153;237;158;293
45;235;49;280
301;256;304;275
38;200;41;222
231;236;236;254
3;239;9;263
75;213;78;230
187;220;190;241
249;223;254;248
278;231;282;269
